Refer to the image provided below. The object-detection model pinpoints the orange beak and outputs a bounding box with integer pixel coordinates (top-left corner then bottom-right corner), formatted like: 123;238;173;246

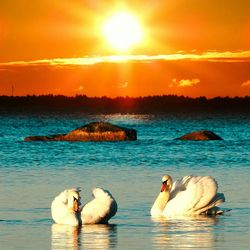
73;199;79;212
161;183;167;192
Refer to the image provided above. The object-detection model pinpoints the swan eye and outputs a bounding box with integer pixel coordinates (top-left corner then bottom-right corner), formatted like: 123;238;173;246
73;196;78;201
162;180;167;184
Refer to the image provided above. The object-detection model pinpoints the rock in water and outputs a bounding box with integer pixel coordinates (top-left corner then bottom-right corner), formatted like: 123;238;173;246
24;134;66;141
175;130;223;141
25;122;137;142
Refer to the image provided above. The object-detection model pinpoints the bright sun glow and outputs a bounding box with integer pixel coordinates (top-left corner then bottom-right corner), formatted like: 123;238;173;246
102;12;143;52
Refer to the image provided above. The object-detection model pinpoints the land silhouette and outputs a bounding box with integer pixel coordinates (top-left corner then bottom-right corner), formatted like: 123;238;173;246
0;95;249;113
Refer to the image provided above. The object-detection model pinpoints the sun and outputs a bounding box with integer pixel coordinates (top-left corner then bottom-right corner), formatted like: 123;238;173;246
102;12;143;52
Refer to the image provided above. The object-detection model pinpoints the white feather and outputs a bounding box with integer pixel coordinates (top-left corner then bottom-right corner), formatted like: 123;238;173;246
81;187;118;224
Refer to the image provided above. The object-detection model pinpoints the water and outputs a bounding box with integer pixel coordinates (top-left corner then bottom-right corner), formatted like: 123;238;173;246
0;112;250;249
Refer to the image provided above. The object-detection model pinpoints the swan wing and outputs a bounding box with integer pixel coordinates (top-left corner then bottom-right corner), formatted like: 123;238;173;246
81;187;117;224
170;175;193;199
190;176;219;213
163;176;218;216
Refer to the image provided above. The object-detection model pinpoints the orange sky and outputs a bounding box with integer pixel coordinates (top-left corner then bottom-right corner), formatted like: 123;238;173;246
0;0;250;97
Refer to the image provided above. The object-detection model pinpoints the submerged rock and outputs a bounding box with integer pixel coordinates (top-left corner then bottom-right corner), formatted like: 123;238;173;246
25;122;137;142
175;130;223;141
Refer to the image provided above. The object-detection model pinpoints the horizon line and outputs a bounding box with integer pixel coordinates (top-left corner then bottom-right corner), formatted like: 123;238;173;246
1;94;250;100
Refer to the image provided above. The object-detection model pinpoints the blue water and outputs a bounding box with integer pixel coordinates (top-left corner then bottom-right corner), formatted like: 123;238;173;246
0;113;250;249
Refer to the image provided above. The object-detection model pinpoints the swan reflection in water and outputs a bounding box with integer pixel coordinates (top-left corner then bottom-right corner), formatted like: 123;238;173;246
81;224;117;249
51;224;81;250
151;215;218;249
51;223;117;250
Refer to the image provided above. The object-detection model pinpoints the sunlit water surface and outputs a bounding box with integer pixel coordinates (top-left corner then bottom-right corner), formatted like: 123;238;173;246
0;113;250;249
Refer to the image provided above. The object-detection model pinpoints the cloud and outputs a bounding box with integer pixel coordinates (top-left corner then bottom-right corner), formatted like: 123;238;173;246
0;51;249;67
118;82;128;89
74;86;84;92
179;79;200;87
169;78;200;88
241;80;250;87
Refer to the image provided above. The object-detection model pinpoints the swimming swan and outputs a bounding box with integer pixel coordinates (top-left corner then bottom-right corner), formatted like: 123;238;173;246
151;175;227;217
51;188;81;226
51;187;117;225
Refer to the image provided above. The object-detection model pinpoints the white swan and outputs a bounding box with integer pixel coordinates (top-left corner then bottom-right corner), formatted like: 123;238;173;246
51;187;117;226
81;187;118;224
151;175;226;217
51;188;81;226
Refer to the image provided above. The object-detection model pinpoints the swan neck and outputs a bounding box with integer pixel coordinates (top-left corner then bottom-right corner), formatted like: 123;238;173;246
151;191;170;216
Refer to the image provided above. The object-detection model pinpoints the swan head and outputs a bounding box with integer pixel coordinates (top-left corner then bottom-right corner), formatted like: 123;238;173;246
161;175;173;192
67;189;81;212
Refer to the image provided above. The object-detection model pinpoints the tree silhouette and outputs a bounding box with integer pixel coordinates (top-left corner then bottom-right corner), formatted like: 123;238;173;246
0;94;249;113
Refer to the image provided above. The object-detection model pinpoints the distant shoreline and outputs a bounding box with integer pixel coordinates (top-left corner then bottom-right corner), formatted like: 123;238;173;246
0;95;250;113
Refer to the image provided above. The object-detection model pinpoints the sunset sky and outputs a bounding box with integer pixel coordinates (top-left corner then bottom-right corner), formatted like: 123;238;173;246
0;0;249;97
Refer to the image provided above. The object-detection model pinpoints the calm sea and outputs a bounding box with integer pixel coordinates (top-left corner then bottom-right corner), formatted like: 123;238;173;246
0;113;250;249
